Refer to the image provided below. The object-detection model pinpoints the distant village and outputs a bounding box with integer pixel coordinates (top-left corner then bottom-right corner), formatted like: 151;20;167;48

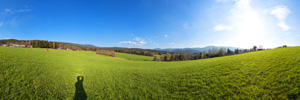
1;43;83;51
0;40;89;51
2;43;33;48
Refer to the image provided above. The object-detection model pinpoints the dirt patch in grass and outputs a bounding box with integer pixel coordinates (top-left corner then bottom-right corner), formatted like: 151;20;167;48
109;57;132;61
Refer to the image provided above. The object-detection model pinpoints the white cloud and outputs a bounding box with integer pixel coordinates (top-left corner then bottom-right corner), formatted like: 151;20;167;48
119;41;137;45
134;37;143;41
138;40;146;46
134;37;146;46
119;37;147;46
213;24;232;31
271;6;291;31
234;0;251;9
277;21;290;31
271;6;291;20
164;35;168;37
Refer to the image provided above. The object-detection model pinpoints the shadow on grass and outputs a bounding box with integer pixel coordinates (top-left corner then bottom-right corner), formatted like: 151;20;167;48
74;76;87;100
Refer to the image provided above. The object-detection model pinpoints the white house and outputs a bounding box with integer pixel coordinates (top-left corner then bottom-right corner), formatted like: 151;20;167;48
2;44;8;46
27;45;33;48
12;44;26;47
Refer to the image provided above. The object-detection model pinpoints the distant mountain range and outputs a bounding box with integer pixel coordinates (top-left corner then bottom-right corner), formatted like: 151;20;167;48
153;46;243;54
1;39;242;54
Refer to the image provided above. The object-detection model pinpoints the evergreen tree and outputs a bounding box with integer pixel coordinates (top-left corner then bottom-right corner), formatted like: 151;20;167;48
227;48;231;55
235;49;239;54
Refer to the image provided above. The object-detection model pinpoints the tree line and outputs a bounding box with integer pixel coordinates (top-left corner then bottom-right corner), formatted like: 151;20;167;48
113;49;159;57
0;39;162;57
157;52;191;61
154;46;268;61
96;49;115;57
0;39;97;51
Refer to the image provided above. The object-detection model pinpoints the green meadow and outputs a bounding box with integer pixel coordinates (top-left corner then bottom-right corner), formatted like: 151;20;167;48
0;46;299;99
115;52;155;61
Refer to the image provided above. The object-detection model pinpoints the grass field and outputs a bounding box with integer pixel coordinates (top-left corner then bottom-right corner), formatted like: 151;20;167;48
0;46;300;99
115;52;155;61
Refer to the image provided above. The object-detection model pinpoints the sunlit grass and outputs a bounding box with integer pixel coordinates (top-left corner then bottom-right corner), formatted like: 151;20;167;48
115;52;155;61
0;46;299;99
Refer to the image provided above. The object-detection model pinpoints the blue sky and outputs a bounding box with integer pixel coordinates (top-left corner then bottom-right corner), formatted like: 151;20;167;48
0;0;300;49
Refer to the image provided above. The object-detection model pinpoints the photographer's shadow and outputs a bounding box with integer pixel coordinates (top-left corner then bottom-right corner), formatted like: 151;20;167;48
74;76;87;100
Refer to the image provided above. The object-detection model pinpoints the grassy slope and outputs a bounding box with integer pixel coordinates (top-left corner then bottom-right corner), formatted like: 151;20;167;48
115;52;154;61
0;47;300;99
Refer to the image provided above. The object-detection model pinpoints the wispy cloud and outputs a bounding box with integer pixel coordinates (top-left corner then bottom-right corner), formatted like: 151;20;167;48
164;35;168;37
169;43;175;45
133;37;143;41
0;8;31;27
213;24;232;31
9;16;18;27
3;8;11;14
271;6;291;31
15;9;31;13
149;39;159;46
2;8;31;14
134;37;146;46
119;41;137;45
118;37;147;46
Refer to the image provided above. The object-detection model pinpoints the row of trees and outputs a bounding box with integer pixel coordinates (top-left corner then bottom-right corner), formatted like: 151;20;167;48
96;49;115;57
0;40;93;51
31;40;85;51
159;52;191;61
155;46;263;61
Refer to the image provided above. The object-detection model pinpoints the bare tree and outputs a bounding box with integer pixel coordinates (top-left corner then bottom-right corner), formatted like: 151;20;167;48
153;55;158;61
253;46;257;51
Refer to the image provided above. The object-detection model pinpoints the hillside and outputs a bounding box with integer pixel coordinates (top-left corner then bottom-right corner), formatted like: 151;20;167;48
0;46;299;99
115;52;155;61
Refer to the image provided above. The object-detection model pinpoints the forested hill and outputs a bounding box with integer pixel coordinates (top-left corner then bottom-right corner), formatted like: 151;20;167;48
0;39;98;51
0;39;166;56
